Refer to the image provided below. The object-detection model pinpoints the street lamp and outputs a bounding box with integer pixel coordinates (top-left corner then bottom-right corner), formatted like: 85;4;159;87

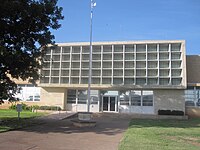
87;0;96;112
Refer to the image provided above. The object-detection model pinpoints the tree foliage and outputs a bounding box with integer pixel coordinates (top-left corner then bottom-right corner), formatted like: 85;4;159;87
0;0;64;103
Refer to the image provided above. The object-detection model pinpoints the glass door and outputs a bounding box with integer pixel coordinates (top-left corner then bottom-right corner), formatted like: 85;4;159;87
110;96;116;111
103;96;109;111
102;96;116;112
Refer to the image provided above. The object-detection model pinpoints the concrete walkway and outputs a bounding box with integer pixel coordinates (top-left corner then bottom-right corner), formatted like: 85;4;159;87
0;112;130;150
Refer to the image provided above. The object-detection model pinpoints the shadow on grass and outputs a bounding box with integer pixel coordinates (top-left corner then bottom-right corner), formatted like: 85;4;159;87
0;117;43;132
128;118;200;129
3;114;199;136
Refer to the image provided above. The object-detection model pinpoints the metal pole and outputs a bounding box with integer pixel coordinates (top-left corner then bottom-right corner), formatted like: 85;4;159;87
87;0;94;112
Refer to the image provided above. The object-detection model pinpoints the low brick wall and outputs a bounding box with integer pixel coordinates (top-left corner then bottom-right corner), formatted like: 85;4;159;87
186;107;200;118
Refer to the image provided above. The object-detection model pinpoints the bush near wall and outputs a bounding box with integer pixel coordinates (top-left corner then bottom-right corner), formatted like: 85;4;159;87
158;110;184;116
9;103;31;111
39;106;61;111
9;103;61;111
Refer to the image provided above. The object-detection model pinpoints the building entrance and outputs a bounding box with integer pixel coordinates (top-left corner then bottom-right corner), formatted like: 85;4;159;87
102;96;117;112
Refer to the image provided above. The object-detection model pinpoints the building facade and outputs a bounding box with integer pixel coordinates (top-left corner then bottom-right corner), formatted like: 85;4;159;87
185;56;200;105
39;40;187;114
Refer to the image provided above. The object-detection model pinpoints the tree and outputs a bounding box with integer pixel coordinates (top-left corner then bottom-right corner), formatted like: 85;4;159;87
0;0;64;103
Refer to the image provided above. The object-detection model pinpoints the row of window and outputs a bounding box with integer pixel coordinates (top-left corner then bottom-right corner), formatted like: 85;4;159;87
185;87;200;107
14;86;40;101
67;90;153;106
42;76;182;85
43;61;182;69
119;90;153;106
43;69;182;77
67;90;99;104
45;52;182;61
46;43;181;54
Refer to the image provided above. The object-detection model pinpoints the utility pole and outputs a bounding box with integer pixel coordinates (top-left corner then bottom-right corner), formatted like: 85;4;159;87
87;0;96;112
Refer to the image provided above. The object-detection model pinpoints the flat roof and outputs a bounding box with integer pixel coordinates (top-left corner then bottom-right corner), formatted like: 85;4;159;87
53;40;185;46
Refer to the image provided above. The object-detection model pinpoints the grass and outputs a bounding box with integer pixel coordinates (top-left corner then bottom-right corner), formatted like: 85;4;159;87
0;109;47;132
119;119;200;150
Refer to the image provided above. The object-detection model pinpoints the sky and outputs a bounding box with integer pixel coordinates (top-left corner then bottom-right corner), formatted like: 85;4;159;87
52;0;200;55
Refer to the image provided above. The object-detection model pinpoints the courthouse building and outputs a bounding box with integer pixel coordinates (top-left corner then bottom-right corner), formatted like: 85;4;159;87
38;40;192;114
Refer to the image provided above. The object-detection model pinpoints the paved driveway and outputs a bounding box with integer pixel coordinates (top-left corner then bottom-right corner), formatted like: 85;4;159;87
0;113;130;150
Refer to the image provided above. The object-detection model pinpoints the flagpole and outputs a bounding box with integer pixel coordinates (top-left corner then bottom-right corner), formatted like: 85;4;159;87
87;0;95;112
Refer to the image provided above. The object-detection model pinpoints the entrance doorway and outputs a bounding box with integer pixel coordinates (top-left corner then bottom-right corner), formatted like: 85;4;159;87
102;96;117;112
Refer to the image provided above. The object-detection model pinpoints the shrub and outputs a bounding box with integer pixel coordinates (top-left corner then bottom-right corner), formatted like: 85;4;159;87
158;110;171;115
32;105;40;109
21;103;31;110
9;103;31;111
171;110;184;116
28;105;40;112
9;103;17;110
39;106;61;111
158;109;184;116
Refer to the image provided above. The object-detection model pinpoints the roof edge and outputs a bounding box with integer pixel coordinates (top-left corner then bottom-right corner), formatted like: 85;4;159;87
50;40;185;46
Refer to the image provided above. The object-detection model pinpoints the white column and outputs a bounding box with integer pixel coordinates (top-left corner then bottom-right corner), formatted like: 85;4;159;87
49;49;53;84
69;46;72;84
169;44;172;85
123;45;125;85
146;44;148;85
111;45;114;85
59;47;62;84
79;46;82;84
134;44;136;85
100;45;103;84
157;44;160;85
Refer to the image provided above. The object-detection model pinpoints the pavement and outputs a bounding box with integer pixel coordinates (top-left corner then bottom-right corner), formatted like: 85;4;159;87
0;112;130;150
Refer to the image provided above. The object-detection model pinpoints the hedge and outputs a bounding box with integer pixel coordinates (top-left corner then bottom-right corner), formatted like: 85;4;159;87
9;103;61;111
158;109;184;116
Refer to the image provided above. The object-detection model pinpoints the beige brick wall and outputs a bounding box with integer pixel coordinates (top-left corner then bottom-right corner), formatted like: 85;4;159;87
0;88;67;110
154;90;185;114
40;87;66;110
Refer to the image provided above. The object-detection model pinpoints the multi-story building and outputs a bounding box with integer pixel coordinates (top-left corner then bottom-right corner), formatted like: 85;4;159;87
39;40;188;114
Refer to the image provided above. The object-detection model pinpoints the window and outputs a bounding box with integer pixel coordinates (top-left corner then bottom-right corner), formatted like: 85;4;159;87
130;90;153;106
67;90;98;105
159;44;169;51
125;45;134;52
14;85;40;101
136;44;146;52
184;88;200;107
78;90;87;104
62;46;70;53
142;91;153;106
26;95;40;101
91;90;99;104
131;91;141;106
171;43;181;51
147;44;157;52
119;91;130;106
52;55;60;61
67;90;76;104
114;45;123;52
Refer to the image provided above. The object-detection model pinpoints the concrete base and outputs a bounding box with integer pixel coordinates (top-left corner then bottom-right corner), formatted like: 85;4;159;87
71;119;96;128
71;112;96;127
78;112;92;121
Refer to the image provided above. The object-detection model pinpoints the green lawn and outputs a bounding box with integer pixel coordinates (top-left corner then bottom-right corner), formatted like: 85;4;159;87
119;119;200;150
0;109;46;132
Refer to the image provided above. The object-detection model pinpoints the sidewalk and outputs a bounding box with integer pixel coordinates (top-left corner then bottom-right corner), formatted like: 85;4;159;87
0;112;130;150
